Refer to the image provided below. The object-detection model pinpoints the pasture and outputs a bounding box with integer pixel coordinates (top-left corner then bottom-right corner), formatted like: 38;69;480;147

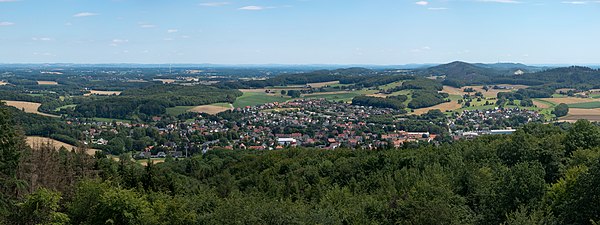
568;101;600;109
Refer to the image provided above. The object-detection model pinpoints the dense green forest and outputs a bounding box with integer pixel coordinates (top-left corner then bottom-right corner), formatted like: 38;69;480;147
73;85;242;119
218;68;412;89
4;104;600;224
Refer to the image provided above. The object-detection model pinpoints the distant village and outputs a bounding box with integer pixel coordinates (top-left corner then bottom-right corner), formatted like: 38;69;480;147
70;99;543;158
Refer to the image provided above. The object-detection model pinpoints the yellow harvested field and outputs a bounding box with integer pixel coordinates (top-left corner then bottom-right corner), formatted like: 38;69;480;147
540;97;599;105
308;81;340;88
2;100;60;118
26;136;100;156
188;104;233;115
37;81;59;85
533;100;551;109
153;79;176;84
560;108;600;122
412;101;462;115
84;90;122;96
441;85;529;98
366;93;388;98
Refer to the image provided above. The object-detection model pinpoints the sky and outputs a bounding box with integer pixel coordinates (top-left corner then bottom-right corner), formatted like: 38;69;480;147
1;0;600;65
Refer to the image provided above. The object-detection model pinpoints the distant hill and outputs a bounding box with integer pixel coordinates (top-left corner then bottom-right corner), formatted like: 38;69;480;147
474;63;544;73
416;61;546;87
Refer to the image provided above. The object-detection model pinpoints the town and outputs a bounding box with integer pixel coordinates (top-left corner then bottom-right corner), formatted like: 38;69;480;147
64;99;541;159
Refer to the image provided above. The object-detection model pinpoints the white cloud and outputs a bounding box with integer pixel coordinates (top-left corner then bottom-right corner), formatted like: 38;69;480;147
140;24;156;28
415;1;429;6
477;0;521;3
73;12;98;17
0;0;20;2
239;5;265;10
561;1;589;4
167;29;178;33
110;39;128;46
411;46;432;53
0;21;14;26
32;37;52;41
199;2;229;7
164;38;174;41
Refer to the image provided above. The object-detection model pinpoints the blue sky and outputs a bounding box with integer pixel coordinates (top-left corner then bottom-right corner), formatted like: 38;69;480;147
0;0;599;64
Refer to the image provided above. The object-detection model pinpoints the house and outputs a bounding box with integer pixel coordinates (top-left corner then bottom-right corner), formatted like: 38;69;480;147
249;146;265;150
277;138;297;146
95;138;108;145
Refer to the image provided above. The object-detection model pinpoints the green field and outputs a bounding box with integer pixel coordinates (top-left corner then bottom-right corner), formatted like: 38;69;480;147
568;101;600;109
303;92;362;102
378;81;404;90
233;92;289;108
54;104;76;111
166;106;194;116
